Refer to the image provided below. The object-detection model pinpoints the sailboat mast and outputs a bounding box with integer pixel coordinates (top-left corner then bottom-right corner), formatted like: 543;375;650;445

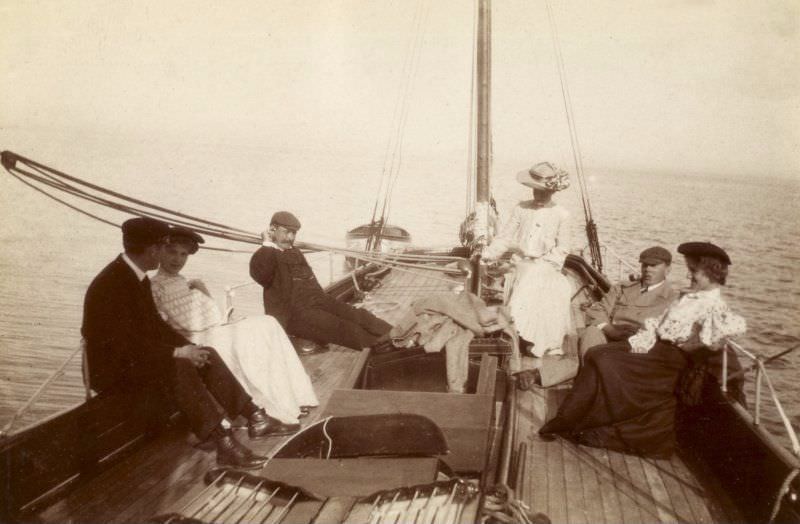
468;0;492;294
475;0;491;208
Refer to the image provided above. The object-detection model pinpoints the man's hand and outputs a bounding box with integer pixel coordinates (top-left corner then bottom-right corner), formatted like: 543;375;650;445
174;344;211;367
188;279;211;297
602;323;638;341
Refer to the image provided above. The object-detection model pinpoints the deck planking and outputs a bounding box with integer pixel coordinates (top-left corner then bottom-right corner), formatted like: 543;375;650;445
35;265;465;523
514;368;742;524
26;261;747;524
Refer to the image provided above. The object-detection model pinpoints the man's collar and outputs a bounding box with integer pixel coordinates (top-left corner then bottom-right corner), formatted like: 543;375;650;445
640;279;665;294
121;253;148;281
261;240;282;250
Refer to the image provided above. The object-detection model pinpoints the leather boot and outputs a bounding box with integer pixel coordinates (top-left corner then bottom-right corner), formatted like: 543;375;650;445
216;431;266;470
248;408;300;439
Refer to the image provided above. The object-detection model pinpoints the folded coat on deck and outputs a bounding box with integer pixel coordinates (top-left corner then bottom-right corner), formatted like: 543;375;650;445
390;291;518;392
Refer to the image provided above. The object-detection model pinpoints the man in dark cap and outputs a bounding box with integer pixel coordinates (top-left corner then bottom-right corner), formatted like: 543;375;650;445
250;211;392;352
580;245;679;353
83;217;292;470
525;245;680;388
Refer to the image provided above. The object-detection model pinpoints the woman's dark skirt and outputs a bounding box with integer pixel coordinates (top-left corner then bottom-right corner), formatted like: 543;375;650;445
539;339;690;458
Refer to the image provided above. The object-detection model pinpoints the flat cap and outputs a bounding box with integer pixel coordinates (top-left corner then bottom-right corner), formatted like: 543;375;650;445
639;246;672;265
166;225;205;253
270;211;301;231
677;242;732;265
122;217;170;246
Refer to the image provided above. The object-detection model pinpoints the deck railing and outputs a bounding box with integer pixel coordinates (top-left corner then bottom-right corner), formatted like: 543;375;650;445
723;341;800;457
593;244;800;458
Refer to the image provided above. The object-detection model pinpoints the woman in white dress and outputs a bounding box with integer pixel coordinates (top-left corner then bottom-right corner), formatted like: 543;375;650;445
151;227;318;425
483;162;573;357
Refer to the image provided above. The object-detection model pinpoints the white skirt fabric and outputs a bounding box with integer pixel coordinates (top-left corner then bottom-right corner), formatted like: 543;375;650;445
506;259;573;357
192;314;319;424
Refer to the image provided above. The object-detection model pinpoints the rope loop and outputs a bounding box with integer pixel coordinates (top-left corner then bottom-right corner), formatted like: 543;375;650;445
481;484;550;524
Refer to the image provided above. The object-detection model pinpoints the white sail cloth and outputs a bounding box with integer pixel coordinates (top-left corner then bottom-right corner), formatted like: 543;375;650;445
150;273;318;424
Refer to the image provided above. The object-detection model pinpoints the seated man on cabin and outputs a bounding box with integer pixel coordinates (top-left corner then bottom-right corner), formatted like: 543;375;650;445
249;211;393;352
82;217;298;470
525;245;679;388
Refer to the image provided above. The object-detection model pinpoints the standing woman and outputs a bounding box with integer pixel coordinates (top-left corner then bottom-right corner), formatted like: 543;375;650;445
483;162;573;357
151;226;318;426
539;242;746;457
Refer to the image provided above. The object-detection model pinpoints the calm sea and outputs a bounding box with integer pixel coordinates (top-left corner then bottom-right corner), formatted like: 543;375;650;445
1;141;798;446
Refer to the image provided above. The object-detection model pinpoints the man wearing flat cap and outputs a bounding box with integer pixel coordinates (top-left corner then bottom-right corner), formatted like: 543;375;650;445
581;245;679;353
82;217;283;470
250;211;392;351
533;245;680;387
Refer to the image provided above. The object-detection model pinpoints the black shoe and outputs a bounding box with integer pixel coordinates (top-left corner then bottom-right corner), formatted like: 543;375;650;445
248;408;300;439
539;415;567;441
538;431;558;442
216;432;266;470
371;338;397;354
292;337;329;356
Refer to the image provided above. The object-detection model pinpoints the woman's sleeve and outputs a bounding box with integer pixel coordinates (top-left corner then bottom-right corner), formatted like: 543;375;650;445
483;205;521;260
628;309;666;353
542;208;570;267
152;280;220;333
698;303;747;350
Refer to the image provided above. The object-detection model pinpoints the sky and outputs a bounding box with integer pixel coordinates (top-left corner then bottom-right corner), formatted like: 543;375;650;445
0;0;798;180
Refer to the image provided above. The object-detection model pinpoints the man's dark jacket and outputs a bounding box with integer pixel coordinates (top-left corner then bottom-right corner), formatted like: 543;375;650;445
249;245;324;329
82;255;187;393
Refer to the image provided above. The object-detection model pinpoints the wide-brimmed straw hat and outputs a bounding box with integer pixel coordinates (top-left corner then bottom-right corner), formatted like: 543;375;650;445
516;162;570;191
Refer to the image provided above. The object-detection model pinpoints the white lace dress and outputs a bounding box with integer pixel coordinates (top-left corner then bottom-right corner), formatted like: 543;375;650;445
484;200;574;356
150;272;318;424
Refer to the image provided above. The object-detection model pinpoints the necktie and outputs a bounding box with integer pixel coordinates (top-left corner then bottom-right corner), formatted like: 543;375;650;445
641;286;648;294
142;275;152;295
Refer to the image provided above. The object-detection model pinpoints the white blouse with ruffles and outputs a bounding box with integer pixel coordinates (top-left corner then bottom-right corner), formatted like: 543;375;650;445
629;287;746;353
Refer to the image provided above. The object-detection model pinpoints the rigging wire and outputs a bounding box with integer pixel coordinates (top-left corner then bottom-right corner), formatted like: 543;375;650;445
379;0;430;224
543;0;603;271
366;0;424;247
367;0;429;252
2;151;469;273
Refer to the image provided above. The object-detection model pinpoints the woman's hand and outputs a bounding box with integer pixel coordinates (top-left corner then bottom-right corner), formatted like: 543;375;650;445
174;344;211;367
602;323;638;341
188;279;211;297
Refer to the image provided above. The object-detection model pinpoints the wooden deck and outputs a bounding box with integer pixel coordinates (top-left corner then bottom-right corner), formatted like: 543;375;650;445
37;345;364;523
512;367;743;524
35;266;465;523
29;264;744;523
